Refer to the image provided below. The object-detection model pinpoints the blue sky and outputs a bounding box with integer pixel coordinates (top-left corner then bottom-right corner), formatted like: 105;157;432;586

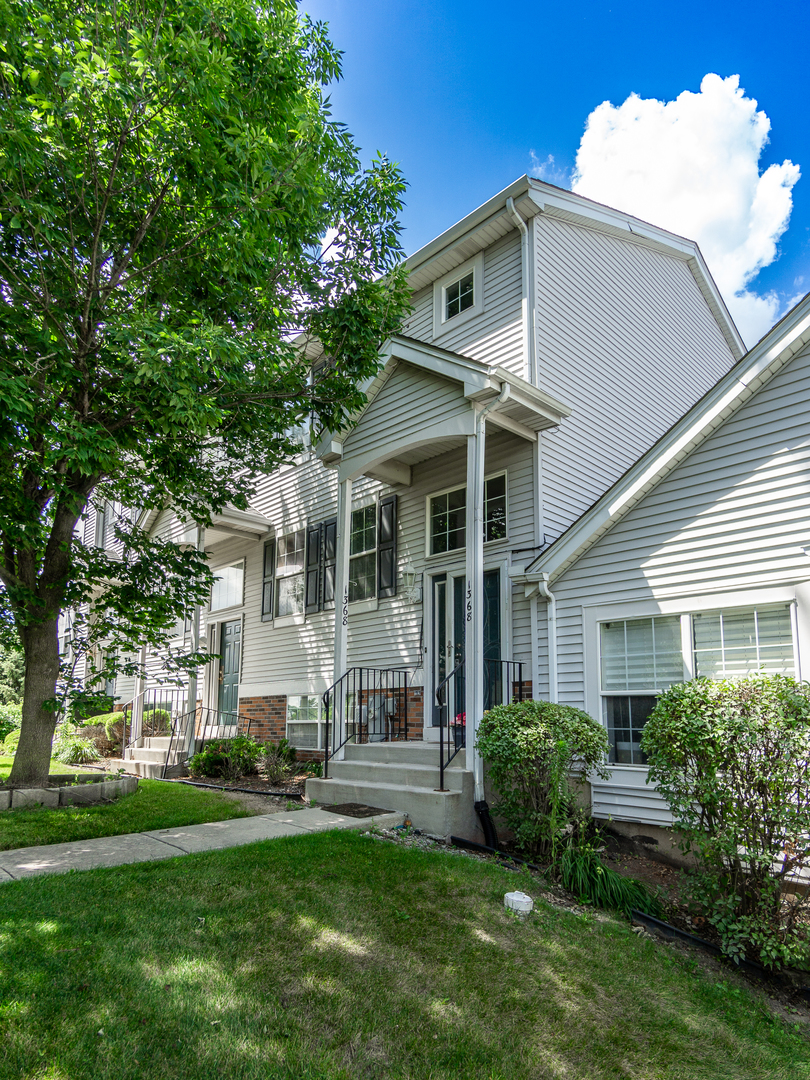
303;0;810;346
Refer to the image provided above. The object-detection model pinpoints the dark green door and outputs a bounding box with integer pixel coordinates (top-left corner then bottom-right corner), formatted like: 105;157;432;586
218;620;241;720
483;569;502;711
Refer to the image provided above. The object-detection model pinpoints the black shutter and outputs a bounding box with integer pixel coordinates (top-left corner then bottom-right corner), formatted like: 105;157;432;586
305;524;322;614
322;518;337;605
261;539;275;622
378;495;397;598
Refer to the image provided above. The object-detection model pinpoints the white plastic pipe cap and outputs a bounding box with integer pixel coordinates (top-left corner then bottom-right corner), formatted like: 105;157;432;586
504;891;534;914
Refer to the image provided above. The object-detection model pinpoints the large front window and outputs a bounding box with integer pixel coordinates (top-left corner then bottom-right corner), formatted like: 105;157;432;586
599;604;795;765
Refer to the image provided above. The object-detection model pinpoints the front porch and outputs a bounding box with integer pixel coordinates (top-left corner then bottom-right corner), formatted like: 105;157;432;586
308;335;564;837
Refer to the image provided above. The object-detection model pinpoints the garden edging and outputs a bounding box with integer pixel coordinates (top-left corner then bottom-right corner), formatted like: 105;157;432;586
0;775;138;810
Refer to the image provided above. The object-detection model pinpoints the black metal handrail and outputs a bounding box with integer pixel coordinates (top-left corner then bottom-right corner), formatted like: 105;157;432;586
162;704;254;779
436;658;526;790
322;667;410;779
436;660;466;791
121;686;189;756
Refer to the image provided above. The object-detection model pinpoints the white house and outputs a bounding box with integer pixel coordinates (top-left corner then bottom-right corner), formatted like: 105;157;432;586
525;290;810;849
99;175;744;840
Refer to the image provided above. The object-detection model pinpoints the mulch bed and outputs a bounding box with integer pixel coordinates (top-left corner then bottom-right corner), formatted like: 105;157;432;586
190;771;308;797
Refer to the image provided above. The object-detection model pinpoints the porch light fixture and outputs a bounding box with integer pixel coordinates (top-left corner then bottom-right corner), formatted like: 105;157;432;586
402;562;422;604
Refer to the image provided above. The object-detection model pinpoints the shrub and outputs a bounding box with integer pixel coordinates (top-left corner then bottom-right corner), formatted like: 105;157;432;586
641;674;810;969
261;738;297;785
0;702;22;744
188;735;263;780
476;700;609;859
52;725;101;765
1;727;21;756
81;711;126;753
143;708;171;736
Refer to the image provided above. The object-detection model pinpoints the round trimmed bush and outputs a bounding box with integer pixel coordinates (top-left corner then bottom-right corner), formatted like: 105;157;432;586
476;700;609;859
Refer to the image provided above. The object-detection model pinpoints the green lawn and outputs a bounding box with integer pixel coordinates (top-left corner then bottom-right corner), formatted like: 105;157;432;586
0;774;251;850
0;831;805;1080
0;755;98;780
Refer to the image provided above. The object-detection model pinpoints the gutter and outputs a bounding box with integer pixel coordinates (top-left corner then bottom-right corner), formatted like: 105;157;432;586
506;197;535;385
536;573;558;703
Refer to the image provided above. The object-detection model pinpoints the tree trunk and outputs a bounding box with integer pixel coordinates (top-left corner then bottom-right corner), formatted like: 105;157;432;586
8;618;61;786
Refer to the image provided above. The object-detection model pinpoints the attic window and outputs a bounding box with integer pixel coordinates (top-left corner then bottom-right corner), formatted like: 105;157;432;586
445;272;474;321
432;252;484;339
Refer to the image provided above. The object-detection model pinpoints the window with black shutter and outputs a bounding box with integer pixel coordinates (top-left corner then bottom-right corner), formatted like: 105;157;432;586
322;518;337;606
305;524;322;614
261;538;275;622
378;494;397;598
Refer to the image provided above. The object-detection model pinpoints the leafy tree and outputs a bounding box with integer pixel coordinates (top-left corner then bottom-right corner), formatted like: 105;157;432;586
0;0;410;783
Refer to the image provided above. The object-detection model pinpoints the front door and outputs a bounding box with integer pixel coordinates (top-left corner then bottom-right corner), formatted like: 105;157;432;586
430;569;502;729
431;573;466;728
218;620;241;721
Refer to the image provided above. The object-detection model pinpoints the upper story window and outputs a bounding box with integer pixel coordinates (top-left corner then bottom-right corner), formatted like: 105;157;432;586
275;530;305;616
445;272;474;321
432;252;484;338
599;604;795;766
266;499;398;622
427;473;507;556
210;561;244;611
349;505;377;603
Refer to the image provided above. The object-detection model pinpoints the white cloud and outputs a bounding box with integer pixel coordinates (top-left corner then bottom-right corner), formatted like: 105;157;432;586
571;74;800;347
529;151;570;188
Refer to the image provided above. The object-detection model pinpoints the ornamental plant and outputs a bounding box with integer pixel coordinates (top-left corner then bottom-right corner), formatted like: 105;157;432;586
641;675;810;969
476;700;609;859
188;735;263;780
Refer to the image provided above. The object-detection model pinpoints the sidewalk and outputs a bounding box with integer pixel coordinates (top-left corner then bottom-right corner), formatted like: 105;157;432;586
0;807;403;882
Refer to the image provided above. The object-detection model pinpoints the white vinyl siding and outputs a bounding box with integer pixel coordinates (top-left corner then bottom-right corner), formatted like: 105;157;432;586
534;214;735;544
545;341;810;823
404;232;523;373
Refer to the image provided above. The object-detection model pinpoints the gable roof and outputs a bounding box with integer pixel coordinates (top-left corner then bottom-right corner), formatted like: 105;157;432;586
527;290;810;585
405;175;745;361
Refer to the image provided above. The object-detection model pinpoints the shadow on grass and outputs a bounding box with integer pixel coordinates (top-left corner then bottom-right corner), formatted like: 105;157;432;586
0;831;806;1080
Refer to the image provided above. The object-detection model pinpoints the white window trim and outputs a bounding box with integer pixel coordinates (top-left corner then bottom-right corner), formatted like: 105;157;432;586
286;693;325;750
348;499;378;605
209;558;246;613
583;586;799;771
424;471;508;560
432;252;484;339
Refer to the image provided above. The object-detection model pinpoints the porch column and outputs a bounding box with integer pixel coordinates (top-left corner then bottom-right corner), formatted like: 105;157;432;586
185;527;202;720
333;476;353;683
465;408;486;802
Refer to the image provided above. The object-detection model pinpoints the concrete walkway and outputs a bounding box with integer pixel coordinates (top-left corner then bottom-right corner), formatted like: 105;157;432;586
0;808;403;882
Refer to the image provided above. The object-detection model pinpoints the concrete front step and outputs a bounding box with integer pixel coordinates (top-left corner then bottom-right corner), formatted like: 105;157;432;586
106;755;187;779
342;740;465;768
327;758;465;792
305;776;476;838
124;747;169;765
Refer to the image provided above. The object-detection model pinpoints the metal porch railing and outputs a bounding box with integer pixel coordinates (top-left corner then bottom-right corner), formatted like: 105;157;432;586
162;704;253;779
435;658;525;790
322;667;411;779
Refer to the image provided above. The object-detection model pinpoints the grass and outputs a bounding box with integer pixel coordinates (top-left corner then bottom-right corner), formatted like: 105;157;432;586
0;755;98;780
0;831;806;1080
0;775;251;850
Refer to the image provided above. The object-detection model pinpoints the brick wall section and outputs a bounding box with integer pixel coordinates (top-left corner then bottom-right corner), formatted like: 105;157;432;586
238;695;287;743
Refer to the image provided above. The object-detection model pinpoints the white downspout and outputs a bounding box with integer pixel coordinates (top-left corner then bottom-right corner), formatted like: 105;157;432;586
506;196;535;386
536;573;558;703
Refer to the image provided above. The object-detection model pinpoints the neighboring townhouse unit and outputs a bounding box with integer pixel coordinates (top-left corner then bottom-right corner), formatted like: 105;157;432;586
525;291;810;846
105;175;743;840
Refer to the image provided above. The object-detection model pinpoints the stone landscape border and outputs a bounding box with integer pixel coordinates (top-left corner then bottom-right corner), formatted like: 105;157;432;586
0;775;138;810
